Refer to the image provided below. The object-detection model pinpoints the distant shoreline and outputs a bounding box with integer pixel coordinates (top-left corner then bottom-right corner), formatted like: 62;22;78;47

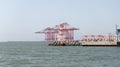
0;41;46;43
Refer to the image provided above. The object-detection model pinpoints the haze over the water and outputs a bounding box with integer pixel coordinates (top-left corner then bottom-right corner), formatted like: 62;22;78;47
0;0;120;41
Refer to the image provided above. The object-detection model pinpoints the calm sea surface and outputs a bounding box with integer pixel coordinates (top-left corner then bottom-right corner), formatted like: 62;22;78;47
0;42;120;67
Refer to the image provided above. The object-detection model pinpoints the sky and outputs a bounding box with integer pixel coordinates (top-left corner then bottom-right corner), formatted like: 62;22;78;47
0;0;120;41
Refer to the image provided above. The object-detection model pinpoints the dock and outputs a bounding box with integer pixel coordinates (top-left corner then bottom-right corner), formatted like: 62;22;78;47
81;41;117;46
48;41;120;46
35;22;120;46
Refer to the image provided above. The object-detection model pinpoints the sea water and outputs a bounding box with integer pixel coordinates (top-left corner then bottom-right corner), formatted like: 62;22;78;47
0;42;120;67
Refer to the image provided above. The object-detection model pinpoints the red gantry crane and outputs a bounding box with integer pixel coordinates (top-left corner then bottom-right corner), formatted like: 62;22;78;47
35;22;79;42
35;27;58;42
57;22;79;41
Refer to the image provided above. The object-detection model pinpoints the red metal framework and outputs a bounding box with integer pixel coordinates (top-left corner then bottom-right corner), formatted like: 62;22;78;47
35;22;79;42
58;23;79;41
35;27;58;42
82;35;120;41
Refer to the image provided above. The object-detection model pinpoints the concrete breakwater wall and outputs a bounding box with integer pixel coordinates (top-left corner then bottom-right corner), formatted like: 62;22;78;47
81;41;117;46
48;41;120;46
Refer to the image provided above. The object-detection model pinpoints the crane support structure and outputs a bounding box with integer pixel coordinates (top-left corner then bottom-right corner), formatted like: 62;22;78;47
35;22;79;42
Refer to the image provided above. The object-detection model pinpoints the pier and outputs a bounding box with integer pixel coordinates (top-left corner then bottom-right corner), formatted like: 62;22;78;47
48;40;120;46
35;22;120;46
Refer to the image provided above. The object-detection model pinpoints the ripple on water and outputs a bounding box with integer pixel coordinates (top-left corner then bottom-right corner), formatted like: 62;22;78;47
0;42;120;67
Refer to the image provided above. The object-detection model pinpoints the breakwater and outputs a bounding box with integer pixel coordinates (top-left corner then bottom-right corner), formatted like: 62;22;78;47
49;41;81;46
48;41;120;46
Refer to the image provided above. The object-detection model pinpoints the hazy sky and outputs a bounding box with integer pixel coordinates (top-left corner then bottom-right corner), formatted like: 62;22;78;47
0;0;120;41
